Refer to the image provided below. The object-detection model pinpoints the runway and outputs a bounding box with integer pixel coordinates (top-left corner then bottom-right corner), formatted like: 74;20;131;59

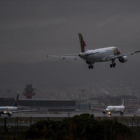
8;111;139;118
0;111;139;128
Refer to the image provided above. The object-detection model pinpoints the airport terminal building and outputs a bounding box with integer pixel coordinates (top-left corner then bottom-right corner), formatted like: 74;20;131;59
0;98;76;112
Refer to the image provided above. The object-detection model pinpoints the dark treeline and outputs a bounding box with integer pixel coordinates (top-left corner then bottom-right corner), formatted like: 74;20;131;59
25;114;133;140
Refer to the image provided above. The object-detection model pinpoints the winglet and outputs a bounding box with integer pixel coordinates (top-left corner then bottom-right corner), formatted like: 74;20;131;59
78;33;88;52
12;93;19;107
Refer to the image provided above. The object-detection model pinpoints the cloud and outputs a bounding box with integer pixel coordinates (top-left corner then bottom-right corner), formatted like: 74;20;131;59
0;18;66;30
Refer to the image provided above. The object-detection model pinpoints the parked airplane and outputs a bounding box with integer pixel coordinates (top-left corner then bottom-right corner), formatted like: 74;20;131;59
47;33;140;69
134;109;140;116
0;94;37;117
95;100;125;117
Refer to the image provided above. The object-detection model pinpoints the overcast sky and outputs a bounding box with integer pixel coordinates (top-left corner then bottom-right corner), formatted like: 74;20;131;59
0;0;140;63
1;0;140;99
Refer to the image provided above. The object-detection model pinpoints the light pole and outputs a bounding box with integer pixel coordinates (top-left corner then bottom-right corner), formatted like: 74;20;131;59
81;89;85;103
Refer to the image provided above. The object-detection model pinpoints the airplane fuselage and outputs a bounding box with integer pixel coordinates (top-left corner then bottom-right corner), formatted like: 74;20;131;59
79;47;121;63
47;33;140;69
106;105;125;113
0;106;17;111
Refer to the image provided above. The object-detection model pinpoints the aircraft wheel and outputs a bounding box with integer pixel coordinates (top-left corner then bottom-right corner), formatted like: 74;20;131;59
113;63;116;67
110;63;116;68
88;65;93;69
120;112;124;116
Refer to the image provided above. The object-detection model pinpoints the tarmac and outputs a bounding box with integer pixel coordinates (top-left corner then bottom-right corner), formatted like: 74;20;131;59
0;111;139;127
4;111;139;118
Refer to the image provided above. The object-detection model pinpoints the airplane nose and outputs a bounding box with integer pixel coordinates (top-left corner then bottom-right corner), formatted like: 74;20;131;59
79;53;85;57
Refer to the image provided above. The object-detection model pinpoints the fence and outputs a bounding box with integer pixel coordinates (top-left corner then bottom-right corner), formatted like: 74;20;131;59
0;116;140;133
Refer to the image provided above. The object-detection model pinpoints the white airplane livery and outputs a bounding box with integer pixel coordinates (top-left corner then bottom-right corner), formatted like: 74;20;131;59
0;94;19;116
102;100;125;116
0;94;37;117
47;33;140;69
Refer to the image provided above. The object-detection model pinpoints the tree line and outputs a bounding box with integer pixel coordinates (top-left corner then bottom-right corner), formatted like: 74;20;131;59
24;113;134;140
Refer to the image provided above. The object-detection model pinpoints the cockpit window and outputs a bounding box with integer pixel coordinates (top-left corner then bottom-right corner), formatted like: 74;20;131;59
116;48;121;55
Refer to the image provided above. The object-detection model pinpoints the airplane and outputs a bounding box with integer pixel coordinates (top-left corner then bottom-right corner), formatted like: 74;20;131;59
47;33;140;69
95;100;125;117
133;109;140;117
0;93;37;117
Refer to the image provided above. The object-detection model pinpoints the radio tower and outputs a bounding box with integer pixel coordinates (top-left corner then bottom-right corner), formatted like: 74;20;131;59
23;84;36;99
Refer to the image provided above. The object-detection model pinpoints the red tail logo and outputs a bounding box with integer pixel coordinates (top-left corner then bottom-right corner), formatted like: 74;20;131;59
79;33;86;52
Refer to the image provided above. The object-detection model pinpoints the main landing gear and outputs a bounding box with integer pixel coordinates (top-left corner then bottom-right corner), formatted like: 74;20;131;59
110;63;116;68
110;59;116;68
88;65;94;69
86;61;94;69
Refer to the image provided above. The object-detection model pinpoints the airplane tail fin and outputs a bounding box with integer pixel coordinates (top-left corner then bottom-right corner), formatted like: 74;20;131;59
12;93;19;107
121;99;124;106
78;33;88;52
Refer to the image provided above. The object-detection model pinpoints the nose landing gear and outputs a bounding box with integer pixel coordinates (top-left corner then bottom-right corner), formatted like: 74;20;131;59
86;61;94;69
110;59;116;68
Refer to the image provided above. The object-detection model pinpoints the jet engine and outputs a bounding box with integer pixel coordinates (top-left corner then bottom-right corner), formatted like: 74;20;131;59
119;56;128;63
120;111;124;116
103;111;106;114
7;112;13;117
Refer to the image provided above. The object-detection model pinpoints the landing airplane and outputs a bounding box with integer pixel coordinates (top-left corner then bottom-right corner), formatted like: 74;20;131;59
95;100;125;117
47;33;140;69
0;94;37;117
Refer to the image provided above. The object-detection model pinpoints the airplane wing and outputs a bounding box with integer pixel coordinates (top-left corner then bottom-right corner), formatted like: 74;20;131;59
128;50;140;55
92;108;105;112
11;109;37;113
104;50;140;61
2;109;37;116
47;54;80;60
115;109;122;112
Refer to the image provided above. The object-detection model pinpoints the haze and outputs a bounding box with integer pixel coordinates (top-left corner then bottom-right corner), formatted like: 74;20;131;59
0;0;140;99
